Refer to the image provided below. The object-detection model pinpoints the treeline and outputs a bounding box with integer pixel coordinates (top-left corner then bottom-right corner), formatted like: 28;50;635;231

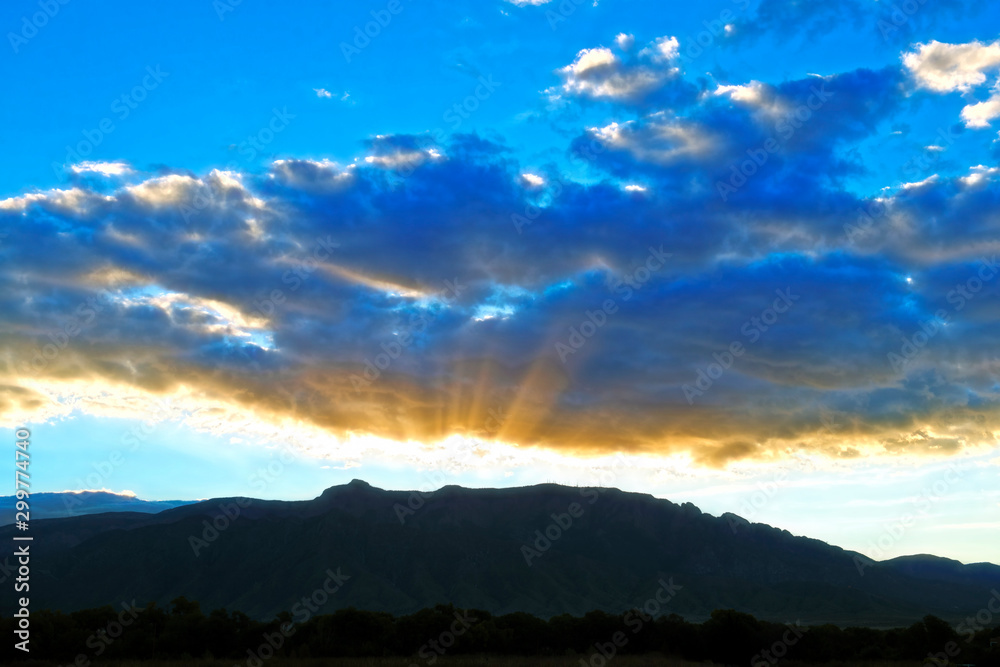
3;599;999;665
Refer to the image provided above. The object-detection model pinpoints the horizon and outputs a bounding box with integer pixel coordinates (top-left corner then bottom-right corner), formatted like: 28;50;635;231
8;478;999;568
3;0;1000;582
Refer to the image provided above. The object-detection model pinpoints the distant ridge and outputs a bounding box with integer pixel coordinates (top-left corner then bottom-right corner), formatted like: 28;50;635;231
0;490;193;525
1;480;997;626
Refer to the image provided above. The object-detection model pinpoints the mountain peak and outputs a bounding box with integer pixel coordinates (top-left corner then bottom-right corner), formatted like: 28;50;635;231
318;478;378;500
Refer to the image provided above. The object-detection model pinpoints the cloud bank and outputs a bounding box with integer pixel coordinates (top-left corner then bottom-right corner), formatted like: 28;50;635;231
2;39;999;470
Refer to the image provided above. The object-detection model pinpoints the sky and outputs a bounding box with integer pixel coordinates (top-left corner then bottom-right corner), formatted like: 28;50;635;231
1;0;999;565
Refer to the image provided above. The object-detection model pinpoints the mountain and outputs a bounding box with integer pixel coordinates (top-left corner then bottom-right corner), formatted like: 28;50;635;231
0;491;193;525
1;480;997;627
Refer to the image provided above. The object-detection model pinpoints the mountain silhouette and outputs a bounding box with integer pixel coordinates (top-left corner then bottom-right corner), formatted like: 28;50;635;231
1;479;996;626
0;490;192;525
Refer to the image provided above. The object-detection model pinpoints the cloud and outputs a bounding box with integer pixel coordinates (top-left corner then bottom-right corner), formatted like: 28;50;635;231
505;0;551;4
713;81;768;106
0;62;996;470
574;67;904;197
61;488;138;497
70;161;134;177
639;36;680;63
727;0;988;46
903;40;1000;92
960;86;1000;128
615;33;635;51
314;88;333;98
584;117;717;166
900;40;1000;129
550;36;694;106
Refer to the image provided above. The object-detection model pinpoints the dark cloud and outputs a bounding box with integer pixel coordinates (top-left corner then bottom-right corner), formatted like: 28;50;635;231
726;0;988;47
1;60;998;466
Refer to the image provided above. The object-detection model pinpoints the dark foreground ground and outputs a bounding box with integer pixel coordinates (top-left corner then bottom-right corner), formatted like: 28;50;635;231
8;658;950;667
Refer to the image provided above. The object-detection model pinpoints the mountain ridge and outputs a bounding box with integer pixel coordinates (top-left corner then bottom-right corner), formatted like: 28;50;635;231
1;479;997;626
0;490;193;526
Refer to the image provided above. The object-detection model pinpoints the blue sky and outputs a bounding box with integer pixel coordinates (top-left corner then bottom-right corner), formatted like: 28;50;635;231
2;0;999;565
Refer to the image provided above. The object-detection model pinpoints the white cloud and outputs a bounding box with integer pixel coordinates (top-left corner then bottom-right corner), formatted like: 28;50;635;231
270;158;355;191
961;89;1000;128
364;148;442;169
640;36;679;63
0;192;47;211
60;488;138;497
590;117;715;165
0;187;97;214
900;174;939;190
505;0;551;4
903;40;1000;92
521;173;545;187
314;88;333;98
615;33;635;51
714;81;767;105
554;37;682;102
70;161;134;177
959;165;1000;187
125;174;199;206
564;46;617;76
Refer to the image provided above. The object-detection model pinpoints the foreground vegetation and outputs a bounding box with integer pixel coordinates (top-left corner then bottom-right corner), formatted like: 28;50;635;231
2;659;983;667
3;599;998;665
